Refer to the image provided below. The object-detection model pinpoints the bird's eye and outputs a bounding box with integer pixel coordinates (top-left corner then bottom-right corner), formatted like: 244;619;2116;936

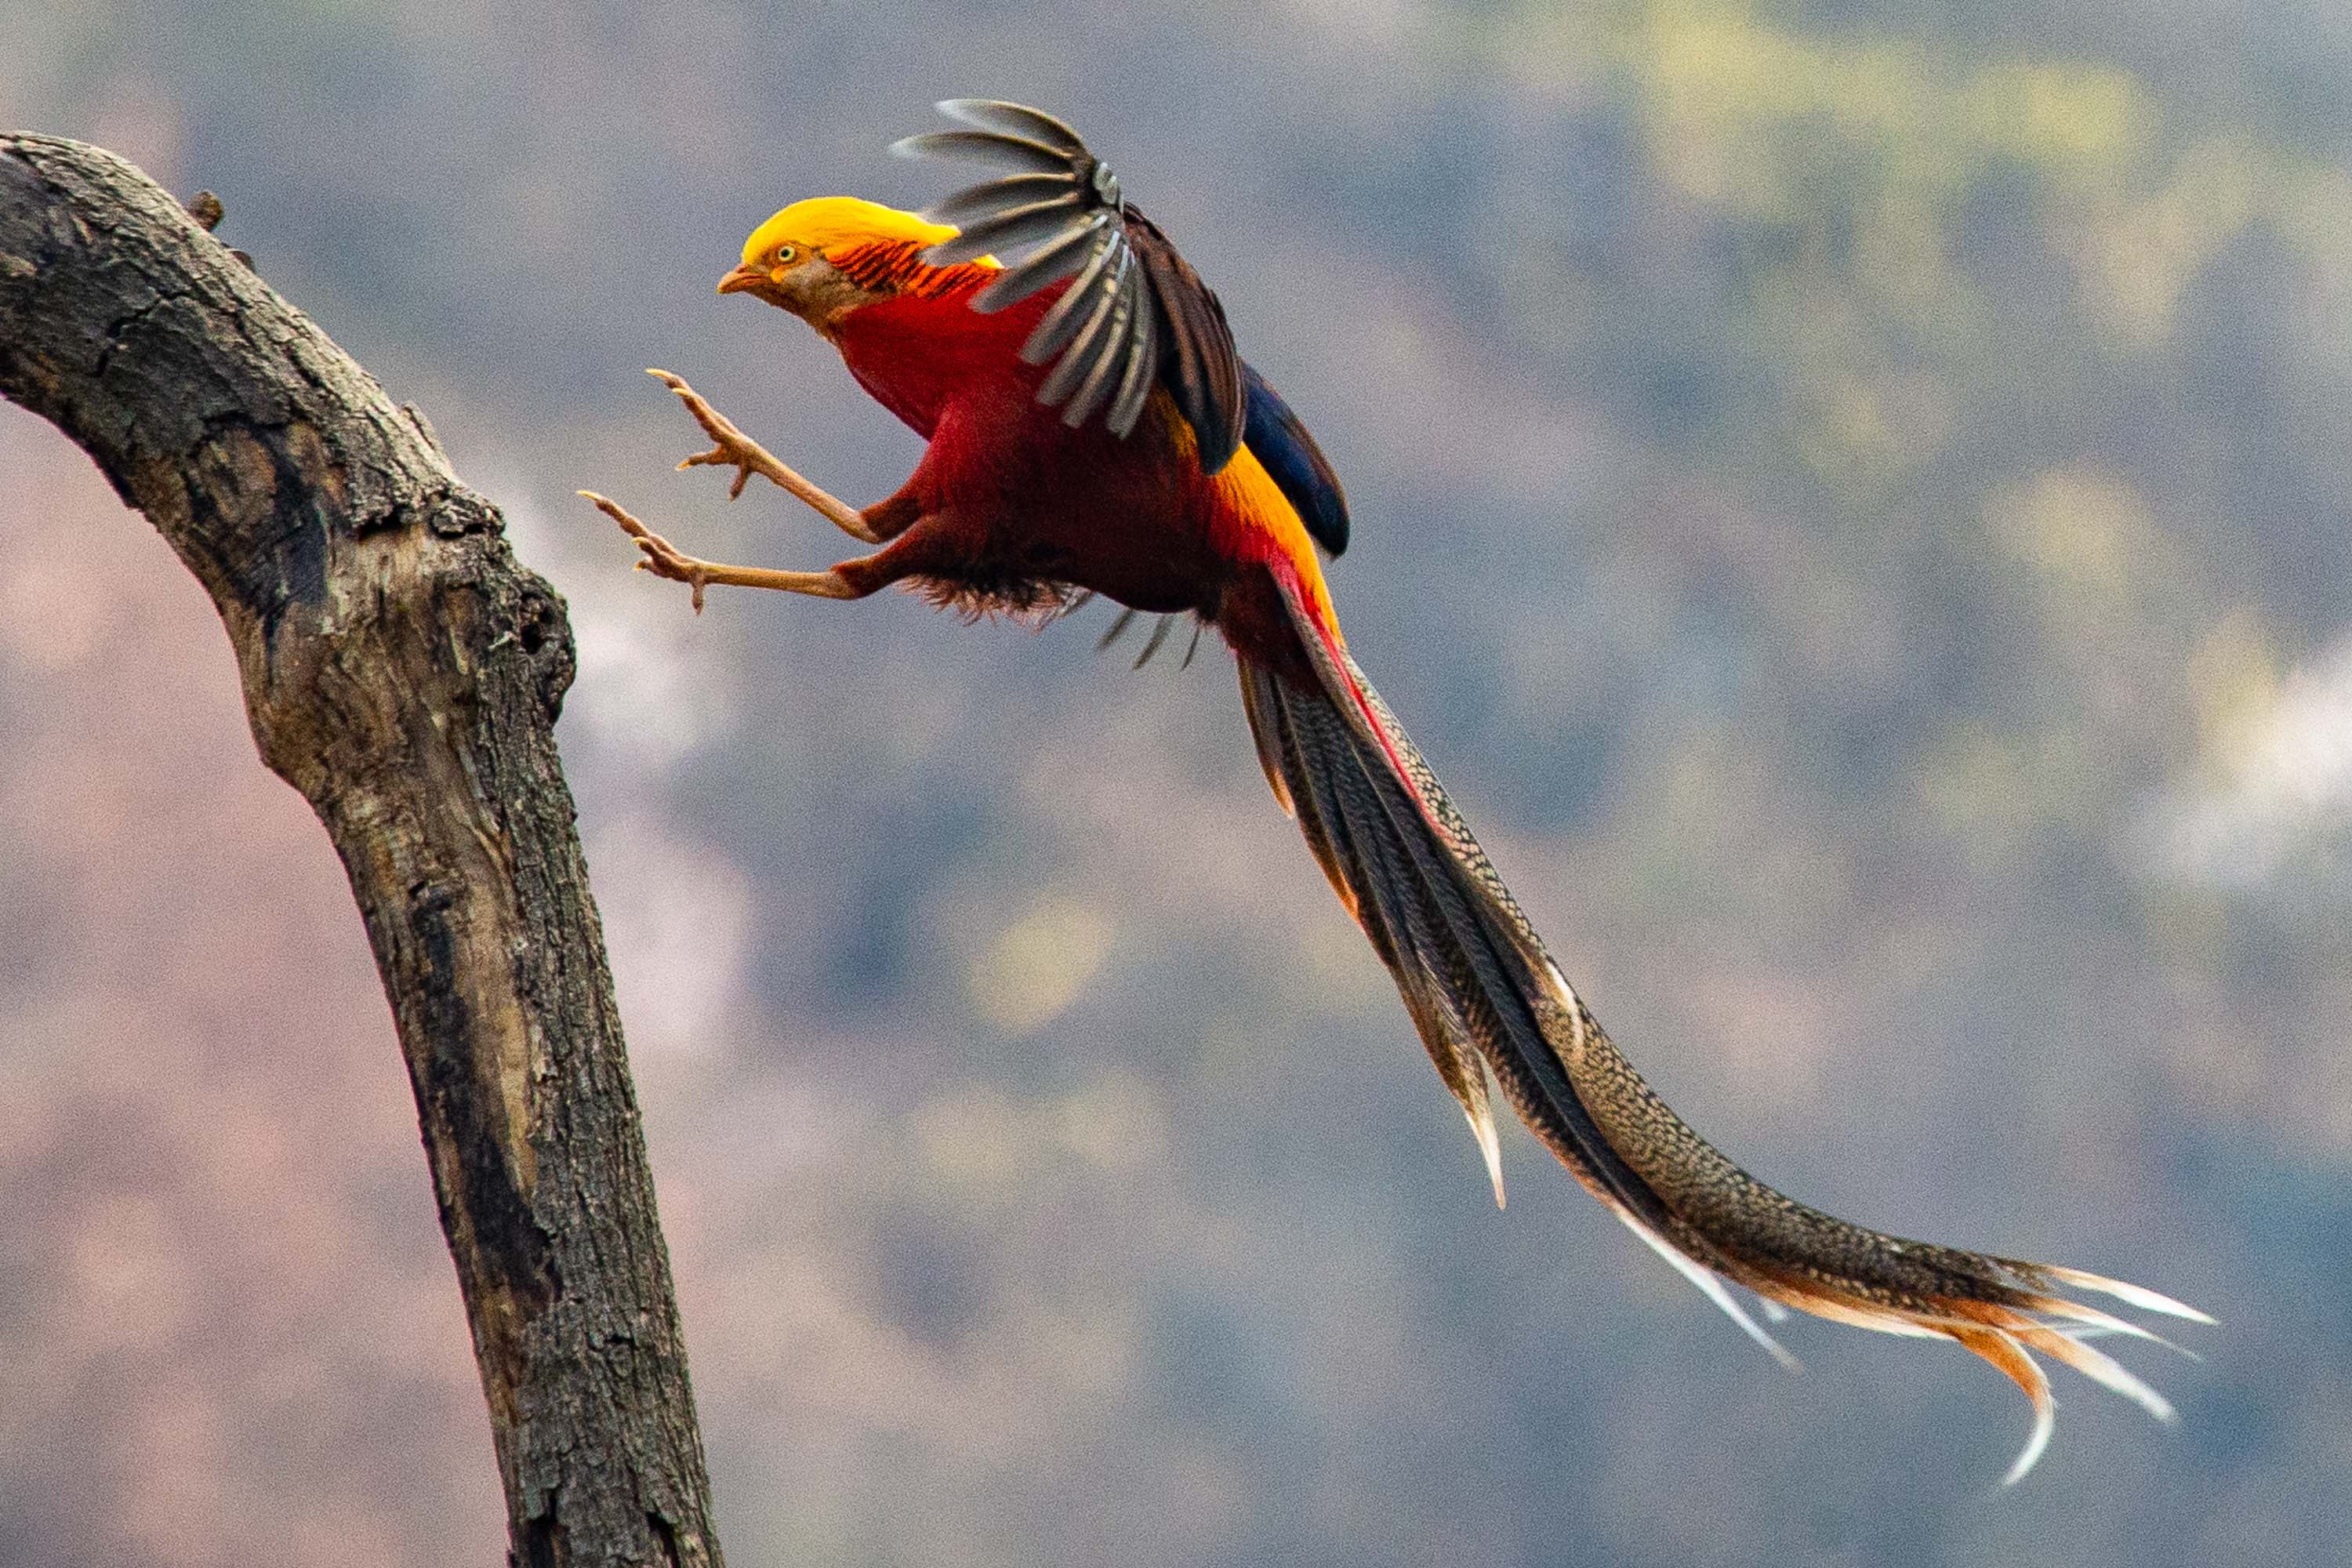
773;245;797;265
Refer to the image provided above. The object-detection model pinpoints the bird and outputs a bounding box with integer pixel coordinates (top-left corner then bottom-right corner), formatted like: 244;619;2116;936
579;99;2209;1483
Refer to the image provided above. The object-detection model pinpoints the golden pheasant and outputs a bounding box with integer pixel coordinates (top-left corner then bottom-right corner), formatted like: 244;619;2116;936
581;100;2208;1483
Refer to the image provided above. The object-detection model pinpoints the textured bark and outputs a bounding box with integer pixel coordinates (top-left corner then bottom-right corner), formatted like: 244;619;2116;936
0;134;721;1568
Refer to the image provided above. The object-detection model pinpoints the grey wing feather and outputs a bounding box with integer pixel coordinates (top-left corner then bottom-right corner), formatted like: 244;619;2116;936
1064;262;1144;429
974;215;1111;313
1024;231;1122;363
1107;263;1158;436
889;130;1071;175
1036;244;1134;408
938;98;1090;155
895;99;1248;470
924;198;1090;265
926;172;1080;225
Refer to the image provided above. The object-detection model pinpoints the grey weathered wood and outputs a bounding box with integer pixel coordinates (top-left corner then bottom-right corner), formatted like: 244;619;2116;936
0;133;722;1568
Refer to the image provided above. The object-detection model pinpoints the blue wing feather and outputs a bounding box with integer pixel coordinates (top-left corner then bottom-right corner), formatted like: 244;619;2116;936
1241;362;1349;558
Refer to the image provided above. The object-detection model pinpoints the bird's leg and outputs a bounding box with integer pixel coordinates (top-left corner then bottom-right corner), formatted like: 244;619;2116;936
648;368;884;544
579;491;905;612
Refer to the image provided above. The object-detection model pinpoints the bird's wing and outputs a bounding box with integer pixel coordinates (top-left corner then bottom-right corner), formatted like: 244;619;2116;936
892;100;1248;472
1237;568;2210;1484
1242;361;1349;557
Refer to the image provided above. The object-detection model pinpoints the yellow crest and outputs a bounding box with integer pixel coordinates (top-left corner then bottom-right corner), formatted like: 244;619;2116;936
739;196;993;268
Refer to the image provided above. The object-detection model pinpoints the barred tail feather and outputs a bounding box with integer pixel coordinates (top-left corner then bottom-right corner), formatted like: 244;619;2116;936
1238;589;2206;1483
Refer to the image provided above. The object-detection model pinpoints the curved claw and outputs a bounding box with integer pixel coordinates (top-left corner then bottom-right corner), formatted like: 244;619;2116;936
678;443;754;500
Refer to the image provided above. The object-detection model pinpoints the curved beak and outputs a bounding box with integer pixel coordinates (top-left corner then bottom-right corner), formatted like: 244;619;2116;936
717;263;765;296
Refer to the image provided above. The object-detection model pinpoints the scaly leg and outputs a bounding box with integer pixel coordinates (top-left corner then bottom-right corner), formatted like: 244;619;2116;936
648;368;883;545
580;491;882;612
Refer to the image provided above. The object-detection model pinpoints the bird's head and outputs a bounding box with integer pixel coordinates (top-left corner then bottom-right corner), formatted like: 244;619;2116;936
718;196;993;332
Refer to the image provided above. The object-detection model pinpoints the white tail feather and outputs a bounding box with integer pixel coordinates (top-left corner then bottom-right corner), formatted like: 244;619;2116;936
2042;1266;2217;1324
2028;1297;2197;1361
1965;1328;2058;1487
1615;1211;1800;1371
2020;1327;2180;1425
1465;1100;1505;1210
2003;1386;2056;1486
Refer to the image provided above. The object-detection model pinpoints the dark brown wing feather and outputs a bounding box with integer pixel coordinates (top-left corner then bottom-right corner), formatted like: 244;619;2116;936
893;99;1248;471
1125;208;1243;471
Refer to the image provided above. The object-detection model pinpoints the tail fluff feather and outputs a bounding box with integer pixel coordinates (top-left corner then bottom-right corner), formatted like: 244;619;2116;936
1238;591;2206;1483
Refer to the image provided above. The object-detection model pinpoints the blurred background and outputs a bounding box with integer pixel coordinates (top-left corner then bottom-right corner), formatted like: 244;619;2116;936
4;2;2349;1563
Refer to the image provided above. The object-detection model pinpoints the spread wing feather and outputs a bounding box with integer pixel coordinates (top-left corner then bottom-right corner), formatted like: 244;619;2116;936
893;99;1247;470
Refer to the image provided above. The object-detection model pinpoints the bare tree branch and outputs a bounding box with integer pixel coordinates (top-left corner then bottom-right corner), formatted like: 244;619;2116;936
0;133;722;1568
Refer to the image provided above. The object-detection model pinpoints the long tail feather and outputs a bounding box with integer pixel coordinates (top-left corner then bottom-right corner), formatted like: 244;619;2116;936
1617;1209;1801;1370
2034;1264;2218;1324
1237;584;2205;1482
1947;1325;2056;1486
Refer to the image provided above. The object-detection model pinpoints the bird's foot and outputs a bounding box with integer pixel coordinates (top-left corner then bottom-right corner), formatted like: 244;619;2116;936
648;368;880;543
579;490;716;612
651;368;772;500
579;490;870;607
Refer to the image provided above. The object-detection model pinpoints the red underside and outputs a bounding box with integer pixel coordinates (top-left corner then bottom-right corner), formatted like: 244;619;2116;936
829;279;1326;684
